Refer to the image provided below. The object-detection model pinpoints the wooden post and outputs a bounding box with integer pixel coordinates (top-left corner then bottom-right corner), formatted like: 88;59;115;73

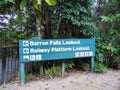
62;61;65;77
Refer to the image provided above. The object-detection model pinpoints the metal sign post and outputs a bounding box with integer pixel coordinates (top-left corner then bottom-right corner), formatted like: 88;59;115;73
20;62;25;85
91;57;94;72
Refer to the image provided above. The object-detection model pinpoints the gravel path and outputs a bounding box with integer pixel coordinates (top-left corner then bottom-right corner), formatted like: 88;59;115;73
0;69;120;90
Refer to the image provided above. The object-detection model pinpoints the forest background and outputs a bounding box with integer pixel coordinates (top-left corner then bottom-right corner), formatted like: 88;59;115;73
0;0;120;77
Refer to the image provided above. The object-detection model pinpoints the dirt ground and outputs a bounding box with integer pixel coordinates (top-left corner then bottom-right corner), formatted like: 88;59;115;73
0;69;120;90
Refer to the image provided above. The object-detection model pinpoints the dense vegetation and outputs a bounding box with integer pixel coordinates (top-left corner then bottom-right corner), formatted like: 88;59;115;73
0;0;120;77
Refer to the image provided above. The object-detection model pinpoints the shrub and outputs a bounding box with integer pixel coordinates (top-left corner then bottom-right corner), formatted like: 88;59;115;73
95;62;107;73
44;65;62;77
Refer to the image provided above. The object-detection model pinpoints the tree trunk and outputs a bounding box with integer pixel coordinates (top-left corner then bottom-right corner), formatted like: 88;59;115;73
117;0;120;12
35;10;44;75
36;16;43;39
45;10;52;38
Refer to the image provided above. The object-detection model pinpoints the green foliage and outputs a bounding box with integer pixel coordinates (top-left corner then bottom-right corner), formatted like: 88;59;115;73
45;0;56;6
101;14;120;23
44;64;62;77
65;61;75;71
0;30;30;43
95;13;120;68
101;16;113;23
19;0;56;10
25;73;33;81
50;0;97;38
16;71;20;80
20;0;27;10
17;71;32;81
95;62;107;73
96;31;119;67
82;63;90;71
1;85;7;88
96;53;104;62
93;0;120;68
110;56;120;69
0;10;36;45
